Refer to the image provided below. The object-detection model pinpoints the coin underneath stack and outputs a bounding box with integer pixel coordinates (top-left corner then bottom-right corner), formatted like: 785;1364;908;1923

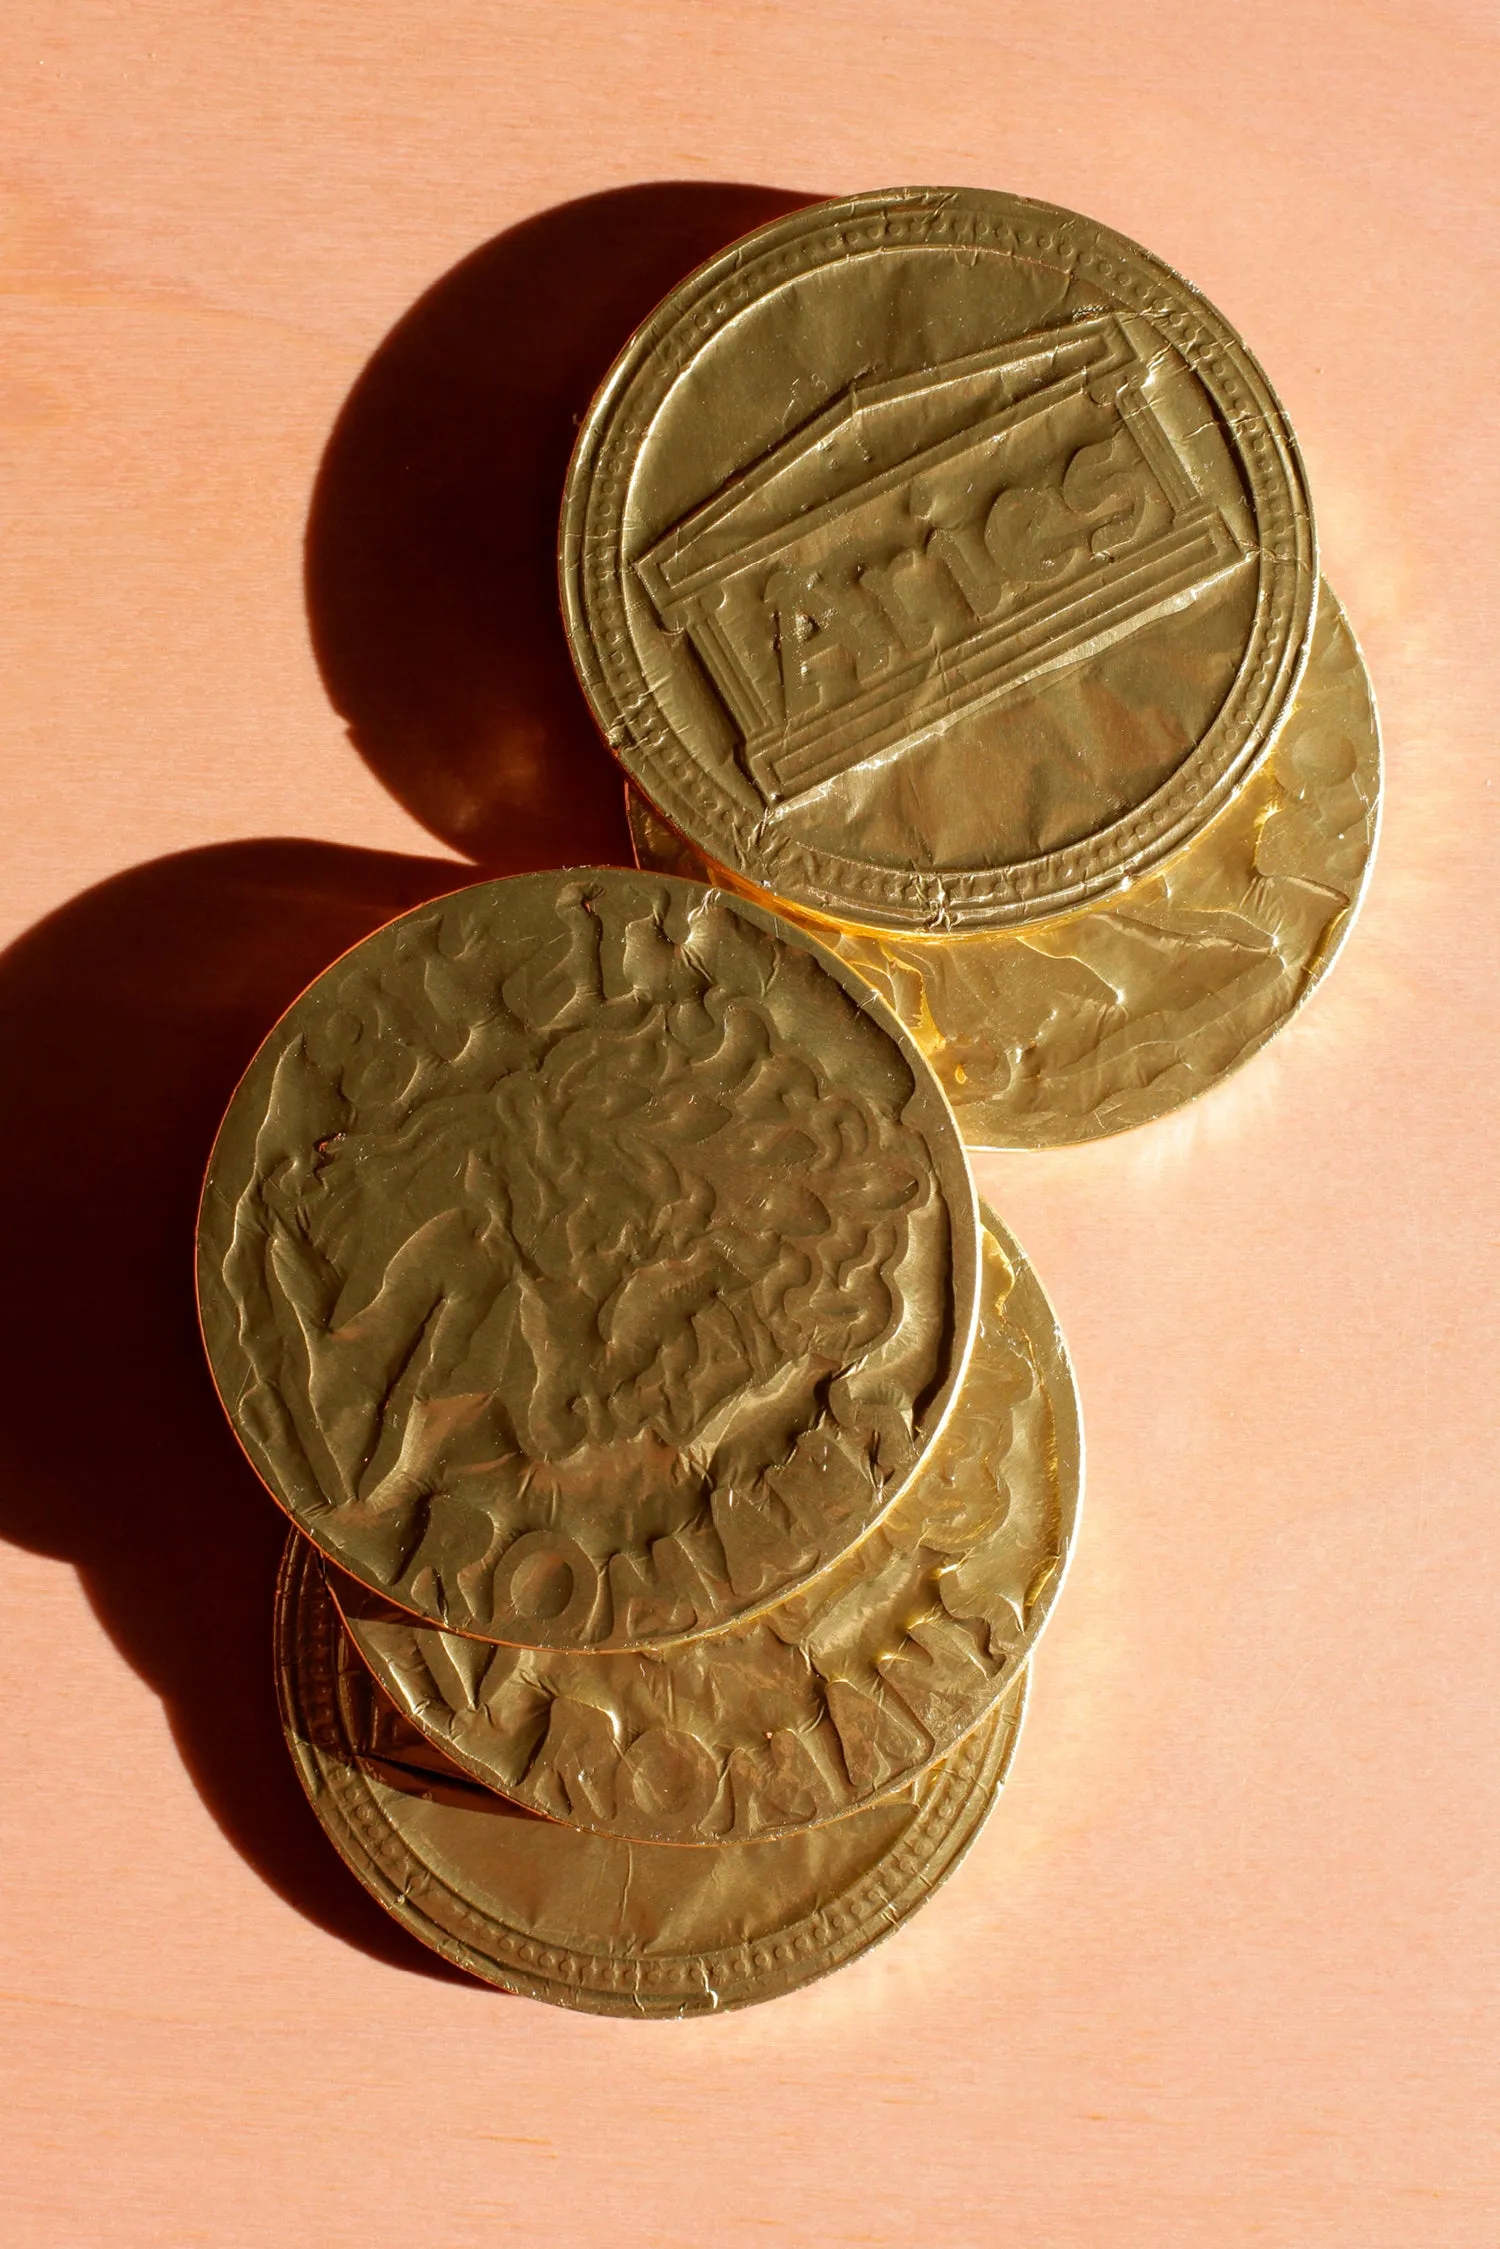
196;186;1377;2011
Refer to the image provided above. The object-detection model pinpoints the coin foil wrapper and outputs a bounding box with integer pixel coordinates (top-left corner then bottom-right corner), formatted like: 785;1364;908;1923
278;1533;1027;2016
560;185;1316;939
332;1200;1080;1844
629;583;1380;1149
198;868;981;1651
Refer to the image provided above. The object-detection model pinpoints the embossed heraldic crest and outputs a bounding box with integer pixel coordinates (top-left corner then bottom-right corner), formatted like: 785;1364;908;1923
198;871;980;1653
561;189;1316;933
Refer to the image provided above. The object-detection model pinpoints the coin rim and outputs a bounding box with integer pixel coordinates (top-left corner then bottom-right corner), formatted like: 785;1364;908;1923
276;1531;1027;2016
560;184;1317;936
959;577;1383;1147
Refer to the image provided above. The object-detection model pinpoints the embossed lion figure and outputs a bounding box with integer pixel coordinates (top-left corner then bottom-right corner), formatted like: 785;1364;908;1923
223;881;952;1635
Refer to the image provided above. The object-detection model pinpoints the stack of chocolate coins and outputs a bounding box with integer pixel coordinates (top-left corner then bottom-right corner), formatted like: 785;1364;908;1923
196;188;1376;2014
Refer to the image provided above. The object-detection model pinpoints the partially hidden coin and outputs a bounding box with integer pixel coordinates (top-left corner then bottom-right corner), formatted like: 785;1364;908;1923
629;581;1380;1149
278;1532;1026;2016
561;185;1315;939
332;1200;1078;1844
198;868;981;1652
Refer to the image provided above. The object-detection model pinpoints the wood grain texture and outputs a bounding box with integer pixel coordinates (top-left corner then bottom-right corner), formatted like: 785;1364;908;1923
1;4;1496;2243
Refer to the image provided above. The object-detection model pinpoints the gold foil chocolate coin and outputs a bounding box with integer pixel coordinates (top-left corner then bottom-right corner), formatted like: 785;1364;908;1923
561;186;1315;937
278;1532;1026;2016
198;869;980;1651
333;1201;1079;1844
629;581;1379;1149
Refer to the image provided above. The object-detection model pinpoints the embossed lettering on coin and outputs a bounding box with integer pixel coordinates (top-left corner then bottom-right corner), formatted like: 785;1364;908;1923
562;187;1315;935
277;1532;1026;2016
636;314;1250;812
198;870;979;1649
334;1204;1080;1844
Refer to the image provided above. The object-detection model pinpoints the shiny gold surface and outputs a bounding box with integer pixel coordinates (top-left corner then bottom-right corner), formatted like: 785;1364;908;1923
199;868;980;1650
278;1532;1026;2015
630;582;1379;1149
562;186;1315;937
334;1201;1078;1843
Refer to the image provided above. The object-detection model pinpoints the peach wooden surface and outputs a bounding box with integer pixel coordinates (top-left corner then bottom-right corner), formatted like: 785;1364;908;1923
2;6;1496;2243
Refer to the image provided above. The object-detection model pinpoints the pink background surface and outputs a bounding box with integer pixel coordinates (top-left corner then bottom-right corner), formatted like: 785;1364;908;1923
2;6;1496;2242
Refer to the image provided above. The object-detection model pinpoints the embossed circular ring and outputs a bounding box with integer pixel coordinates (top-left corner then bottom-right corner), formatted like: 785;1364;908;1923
198;869;981;1651
560;186;1316;936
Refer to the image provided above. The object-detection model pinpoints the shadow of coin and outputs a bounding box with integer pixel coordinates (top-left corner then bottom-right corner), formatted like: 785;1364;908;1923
304;179;817;869
0;839;480;1984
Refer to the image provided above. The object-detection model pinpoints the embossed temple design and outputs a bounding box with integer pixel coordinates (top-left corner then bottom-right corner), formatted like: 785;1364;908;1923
635;315;1253;807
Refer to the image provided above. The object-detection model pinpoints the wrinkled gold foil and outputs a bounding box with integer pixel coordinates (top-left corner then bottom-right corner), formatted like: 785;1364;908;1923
630;584;1378;1148
334;1201;1079;1844
199;869;980;1648
277;1533;1026;2016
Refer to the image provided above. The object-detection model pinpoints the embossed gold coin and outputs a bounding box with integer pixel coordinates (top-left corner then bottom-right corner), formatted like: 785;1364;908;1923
629;582;1379;1149
561;186;1315;937
332;1200;1078;1844
199;869;980;1651
278;1533;1026;2015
